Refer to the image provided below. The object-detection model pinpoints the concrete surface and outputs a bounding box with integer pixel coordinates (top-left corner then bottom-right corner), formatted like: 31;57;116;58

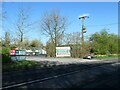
26;56;118;65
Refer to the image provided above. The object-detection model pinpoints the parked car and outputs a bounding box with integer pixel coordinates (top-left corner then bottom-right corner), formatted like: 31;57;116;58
83;54;94;59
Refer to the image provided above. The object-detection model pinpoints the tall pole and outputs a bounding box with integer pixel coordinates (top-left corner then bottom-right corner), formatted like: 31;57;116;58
82;17;84;54
79;14;89;58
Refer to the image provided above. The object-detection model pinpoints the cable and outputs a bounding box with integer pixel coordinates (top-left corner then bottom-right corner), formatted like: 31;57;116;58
86;22;118;27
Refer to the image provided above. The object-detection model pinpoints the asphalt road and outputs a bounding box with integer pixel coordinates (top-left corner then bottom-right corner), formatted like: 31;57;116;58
2;57;119;89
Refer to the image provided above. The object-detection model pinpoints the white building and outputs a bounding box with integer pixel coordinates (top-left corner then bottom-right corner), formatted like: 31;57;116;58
35;49;47;55
26;50;33;55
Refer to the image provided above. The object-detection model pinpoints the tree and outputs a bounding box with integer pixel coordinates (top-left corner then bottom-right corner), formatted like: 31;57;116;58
41;10;68;57
0;5;6;40
89;29;118;55
62;32;82;58
62;32;81;45
23;39;30;50
2;32;11;63
0;4;6;20
2;32;10;48
46;39;55;57
107;34;118;54
30;39;43;50
15;7;33;49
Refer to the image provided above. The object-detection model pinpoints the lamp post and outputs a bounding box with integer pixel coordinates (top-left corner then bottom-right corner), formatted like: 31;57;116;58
79;14;89;58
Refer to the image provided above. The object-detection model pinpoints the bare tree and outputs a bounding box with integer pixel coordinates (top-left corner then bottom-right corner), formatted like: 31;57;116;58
62;32;81;57
63;32;81;45
0;3;4;20
16;7;34;49
0;5;6;39
2;32;10;48
41;10;68;57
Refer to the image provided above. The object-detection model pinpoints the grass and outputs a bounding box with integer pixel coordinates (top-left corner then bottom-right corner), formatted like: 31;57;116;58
2;60;39;72
2;54;119;72
2;60;57;72
95;54;118;60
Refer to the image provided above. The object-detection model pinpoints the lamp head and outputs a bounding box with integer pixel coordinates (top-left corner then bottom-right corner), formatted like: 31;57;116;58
79;14;89;19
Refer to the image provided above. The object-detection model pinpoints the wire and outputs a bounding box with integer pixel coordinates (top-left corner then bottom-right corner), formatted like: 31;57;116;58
86;22;118;27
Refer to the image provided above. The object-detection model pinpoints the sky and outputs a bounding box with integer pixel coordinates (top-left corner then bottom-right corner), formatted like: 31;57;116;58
1;2;118;45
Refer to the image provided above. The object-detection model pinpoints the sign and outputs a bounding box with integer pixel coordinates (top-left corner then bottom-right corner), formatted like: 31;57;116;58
56;47;71;57
10;50;26;56
16;50;19;55
10;50;26;61
10;50;16;56
16;50;26;55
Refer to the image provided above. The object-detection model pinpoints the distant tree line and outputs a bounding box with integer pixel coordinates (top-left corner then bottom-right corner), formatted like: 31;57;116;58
2;32;43;50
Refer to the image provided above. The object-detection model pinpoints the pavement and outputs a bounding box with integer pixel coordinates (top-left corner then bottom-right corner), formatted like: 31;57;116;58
26;56;118;65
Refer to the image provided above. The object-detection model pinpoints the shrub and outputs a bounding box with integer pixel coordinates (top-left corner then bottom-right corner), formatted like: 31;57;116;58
2;47;11;63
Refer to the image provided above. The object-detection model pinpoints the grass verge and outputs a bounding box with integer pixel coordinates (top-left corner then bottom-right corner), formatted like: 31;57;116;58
2;60;58;72
95;54;118;60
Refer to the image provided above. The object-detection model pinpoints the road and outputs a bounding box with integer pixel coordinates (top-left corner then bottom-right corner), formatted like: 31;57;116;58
2;57;119;89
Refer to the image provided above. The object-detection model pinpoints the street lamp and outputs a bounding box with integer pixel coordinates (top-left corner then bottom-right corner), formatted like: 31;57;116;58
79;14;89;57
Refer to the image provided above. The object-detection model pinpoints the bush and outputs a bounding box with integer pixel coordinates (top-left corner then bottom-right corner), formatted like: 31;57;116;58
2;47;11;63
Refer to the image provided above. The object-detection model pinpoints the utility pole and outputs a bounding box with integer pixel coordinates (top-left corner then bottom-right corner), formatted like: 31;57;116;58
79;14;89;58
